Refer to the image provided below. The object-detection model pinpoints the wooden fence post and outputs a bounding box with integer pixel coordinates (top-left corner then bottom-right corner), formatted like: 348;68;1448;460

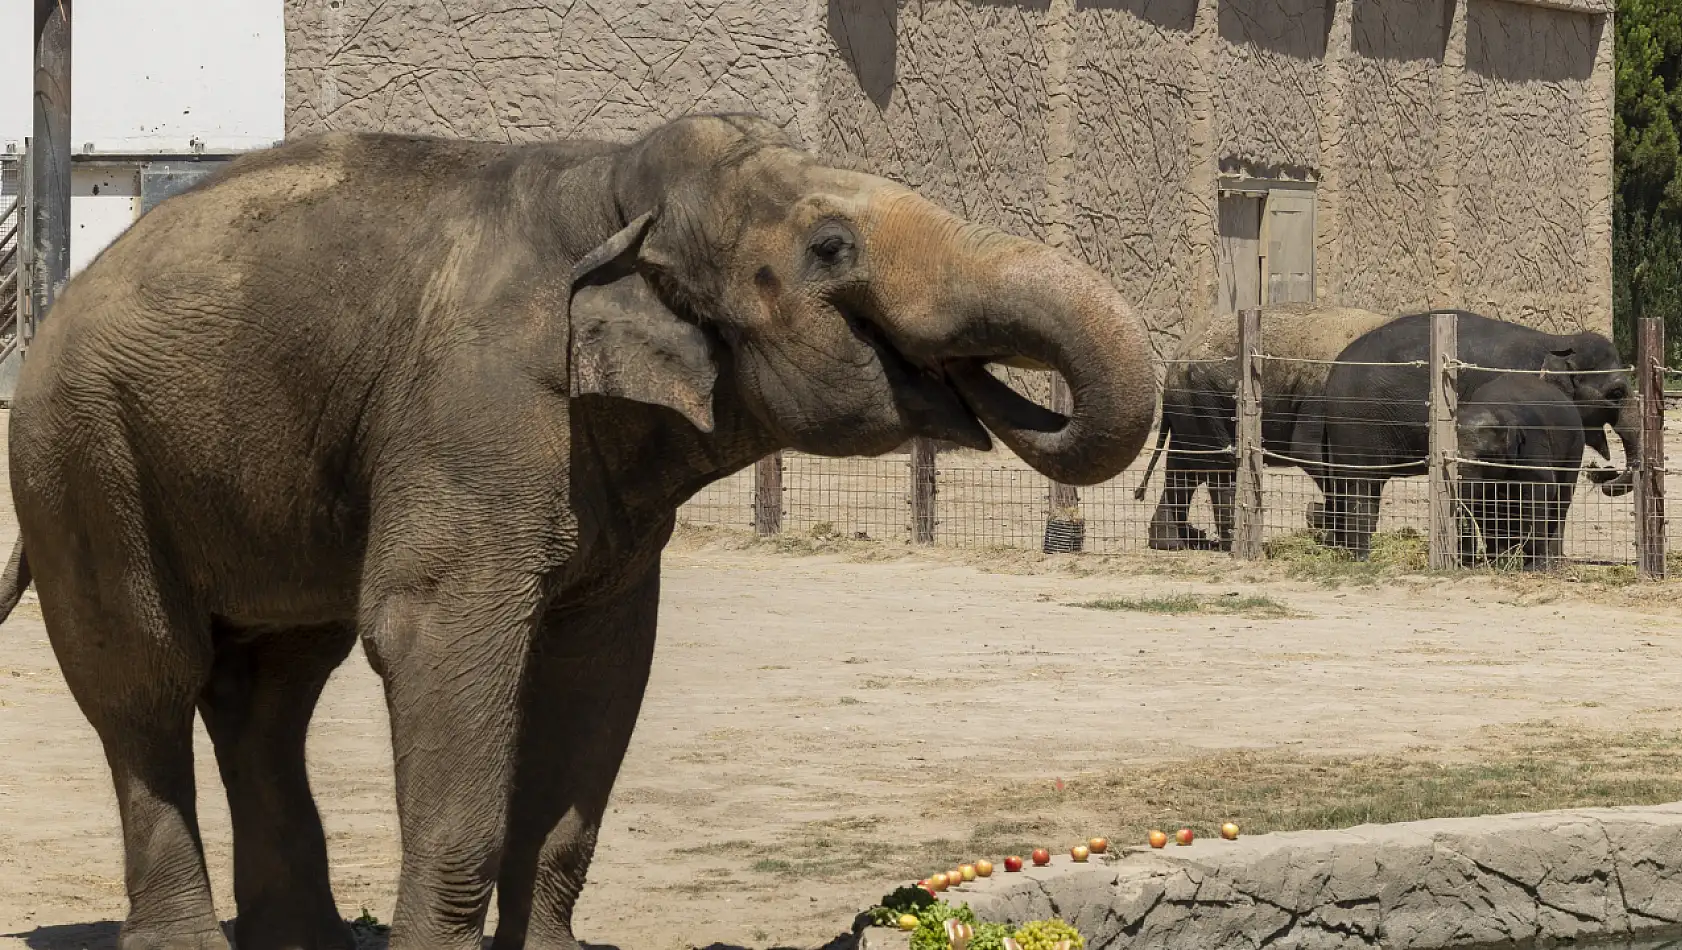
1042;374;1085;553
1638;316;1667;579
1233;307;1264;559
1427;310;1459;570
910;438;937;544
753;451;782;536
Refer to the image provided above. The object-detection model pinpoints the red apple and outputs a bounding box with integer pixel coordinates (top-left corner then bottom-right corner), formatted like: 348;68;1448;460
1031;848;1051;866
1004;855;1024;872
1221;822;1240;841
928;872;949;891
1070;844;1090;862
975;859;994;877
1148;830;1168;849
1088;837;1109;854
1175;828;1194;846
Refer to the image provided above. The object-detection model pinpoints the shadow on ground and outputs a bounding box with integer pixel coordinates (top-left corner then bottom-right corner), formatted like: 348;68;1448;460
4;921;858;950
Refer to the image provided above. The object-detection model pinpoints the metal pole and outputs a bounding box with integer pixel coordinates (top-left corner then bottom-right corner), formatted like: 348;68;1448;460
1233;307;1264;559
31;0;71;343
1427;310;1459;570
1637;316;1667;579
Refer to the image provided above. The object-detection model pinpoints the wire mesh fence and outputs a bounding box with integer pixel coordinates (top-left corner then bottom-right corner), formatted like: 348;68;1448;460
677;311;1671;575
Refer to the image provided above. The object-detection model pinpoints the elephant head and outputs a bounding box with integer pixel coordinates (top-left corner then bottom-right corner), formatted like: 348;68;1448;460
1540;335;1637;496
1457;405;1520;467
565;115;1155;485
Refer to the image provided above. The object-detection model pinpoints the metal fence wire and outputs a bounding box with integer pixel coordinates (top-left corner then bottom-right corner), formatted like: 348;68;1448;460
678;312;1672;576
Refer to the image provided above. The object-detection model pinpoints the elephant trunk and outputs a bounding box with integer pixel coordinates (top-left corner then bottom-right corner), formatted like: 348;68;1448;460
862;192;1156;486
1605;397;1642;495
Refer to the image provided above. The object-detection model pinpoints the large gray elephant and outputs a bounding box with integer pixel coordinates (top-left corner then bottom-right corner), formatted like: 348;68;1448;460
0;115;1155;950
1315;310;1635;558
1135;303;1396;550
1456;375;1586;570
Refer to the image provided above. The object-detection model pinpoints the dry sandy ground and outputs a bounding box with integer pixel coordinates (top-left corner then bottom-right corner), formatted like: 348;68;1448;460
1;388;1681;950
4;529;1682;948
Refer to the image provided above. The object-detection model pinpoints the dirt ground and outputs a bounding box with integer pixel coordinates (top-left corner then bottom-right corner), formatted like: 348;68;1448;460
6;410;1682;948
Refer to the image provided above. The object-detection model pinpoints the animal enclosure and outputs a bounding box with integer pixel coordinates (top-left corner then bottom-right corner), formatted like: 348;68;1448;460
680;313;1672;574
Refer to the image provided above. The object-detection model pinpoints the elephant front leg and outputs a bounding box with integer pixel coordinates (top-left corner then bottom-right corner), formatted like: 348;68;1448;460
361;566;543;950
492;565;661;950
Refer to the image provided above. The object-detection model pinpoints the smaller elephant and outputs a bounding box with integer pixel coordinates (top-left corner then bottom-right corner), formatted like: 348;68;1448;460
1456;375;1586;570
1136;303;1396;550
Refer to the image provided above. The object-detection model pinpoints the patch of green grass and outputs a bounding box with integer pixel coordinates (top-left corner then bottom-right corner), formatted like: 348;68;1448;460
1072;592;1292;618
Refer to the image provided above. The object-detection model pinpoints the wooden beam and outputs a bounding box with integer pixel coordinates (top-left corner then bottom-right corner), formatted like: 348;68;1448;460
910;438;936;544
1637;317;1667;579
1233;307;1264;559
753;452;783;536
1427;310;1459;570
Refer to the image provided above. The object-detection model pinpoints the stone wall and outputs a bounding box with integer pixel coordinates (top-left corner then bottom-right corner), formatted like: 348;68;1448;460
283;0;1614;351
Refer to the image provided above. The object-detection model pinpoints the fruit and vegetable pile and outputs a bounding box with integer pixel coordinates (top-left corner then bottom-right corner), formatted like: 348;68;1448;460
867;825;1242;948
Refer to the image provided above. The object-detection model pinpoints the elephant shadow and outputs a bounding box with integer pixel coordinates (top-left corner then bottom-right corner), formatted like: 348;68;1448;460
4;921;855;950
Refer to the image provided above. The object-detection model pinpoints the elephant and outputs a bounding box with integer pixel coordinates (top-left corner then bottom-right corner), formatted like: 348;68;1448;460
1134;303;1397;550
1455;375;1586;570
0;114;1155;950
1314;309;1636;559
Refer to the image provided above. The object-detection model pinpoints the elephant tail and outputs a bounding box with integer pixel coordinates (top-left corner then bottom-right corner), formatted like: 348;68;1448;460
0;540;31;626
1133;423;1171;500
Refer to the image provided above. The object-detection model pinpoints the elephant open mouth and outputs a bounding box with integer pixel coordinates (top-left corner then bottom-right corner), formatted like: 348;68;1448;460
843;307;1084;460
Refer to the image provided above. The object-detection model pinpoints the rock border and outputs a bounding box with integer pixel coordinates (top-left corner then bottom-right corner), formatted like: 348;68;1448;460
858;803;1682;949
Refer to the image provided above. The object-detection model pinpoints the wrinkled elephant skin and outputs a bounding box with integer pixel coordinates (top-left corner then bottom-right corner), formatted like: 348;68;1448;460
0;115;1156;950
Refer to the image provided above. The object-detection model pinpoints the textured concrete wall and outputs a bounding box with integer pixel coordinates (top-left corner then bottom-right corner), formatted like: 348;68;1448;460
283;0;1615;347
283;0;828;145
858;803;1682;950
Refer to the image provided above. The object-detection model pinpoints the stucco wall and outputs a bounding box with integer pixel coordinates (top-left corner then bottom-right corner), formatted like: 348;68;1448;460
283;0;827;145
283;0;1614;346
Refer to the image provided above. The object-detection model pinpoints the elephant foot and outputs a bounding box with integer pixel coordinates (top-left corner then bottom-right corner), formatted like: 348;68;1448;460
120;927;231;950
1148;522;1210;552
234;909;357;950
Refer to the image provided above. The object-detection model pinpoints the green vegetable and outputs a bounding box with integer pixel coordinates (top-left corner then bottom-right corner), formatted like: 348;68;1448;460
968;921;1013;950
869;884;937;925
909;902;979;950
1012;918;1084;950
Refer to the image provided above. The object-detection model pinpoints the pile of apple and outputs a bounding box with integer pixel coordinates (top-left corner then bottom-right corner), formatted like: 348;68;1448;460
1146;822;1240;849
911;825;1242;898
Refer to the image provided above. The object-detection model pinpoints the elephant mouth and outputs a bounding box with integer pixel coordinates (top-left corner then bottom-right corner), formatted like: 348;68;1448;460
846;312;999;451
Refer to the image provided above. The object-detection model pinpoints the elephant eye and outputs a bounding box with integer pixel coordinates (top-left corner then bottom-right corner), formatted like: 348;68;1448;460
812;234;849;262
805;222;858;273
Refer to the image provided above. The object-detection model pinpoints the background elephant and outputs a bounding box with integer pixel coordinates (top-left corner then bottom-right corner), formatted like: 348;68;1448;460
1135;303;1396;550
1317;310;1636;559
1455;375;1586;570
0;115;1155;950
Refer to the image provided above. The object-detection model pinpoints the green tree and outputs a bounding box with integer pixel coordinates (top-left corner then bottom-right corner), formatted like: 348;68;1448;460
1614;0;1682;365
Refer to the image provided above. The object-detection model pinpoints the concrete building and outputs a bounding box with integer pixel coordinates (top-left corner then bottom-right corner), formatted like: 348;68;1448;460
283;0;1610;354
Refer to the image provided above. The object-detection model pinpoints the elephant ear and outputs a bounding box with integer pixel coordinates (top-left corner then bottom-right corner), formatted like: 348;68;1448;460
1539;347;1578;395
568;211;718;432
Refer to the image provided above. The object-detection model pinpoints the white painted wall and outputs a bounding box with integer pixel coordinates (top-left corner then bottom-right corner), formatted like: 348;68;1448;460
2;0;285;151
1;1;283;277
70;167;140;276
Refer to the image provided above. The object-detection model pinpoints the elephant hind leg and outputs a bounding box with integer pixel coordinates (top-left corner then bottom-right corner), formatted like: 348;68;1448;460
198;621;359;950
30;556;228;950
1148;462;1213;551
